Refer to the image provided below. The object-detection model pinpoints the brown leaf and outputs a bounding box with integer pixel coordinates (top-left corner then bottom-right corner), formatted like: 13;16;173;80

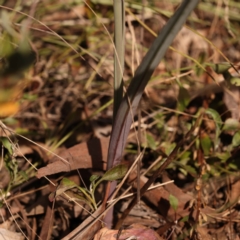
196;226;212;240
94;224;163;240
0;221;25;240
16;138;49;163
223;85;240;119
62;204;104;240
37;138;109;178
229;179;240;204
0;228;24;240
128;171;193;221
39;204;54;240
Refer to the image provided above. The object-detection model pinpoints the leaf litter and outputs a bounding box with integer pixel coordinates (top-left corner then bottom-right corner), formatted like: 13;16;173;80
0;0;240;239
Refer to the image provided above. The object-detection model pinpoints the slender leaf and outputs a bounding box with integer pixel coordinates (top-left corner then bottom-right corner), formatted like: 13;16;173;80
200;134;212;156
104;0;200;228
169;194;178;212
205;108;222;150
107;0;200;170
113;0;125;119
0;137;13;155
232;131;240;147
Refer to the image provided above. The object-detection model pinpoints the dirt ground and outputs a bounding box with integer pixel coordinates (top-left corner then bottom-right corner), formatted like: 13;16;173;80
0;0;240;239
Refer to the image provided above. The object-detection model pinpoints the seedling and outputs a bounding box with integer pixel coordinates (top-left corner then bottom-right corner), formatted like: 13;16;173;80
49;163;128;210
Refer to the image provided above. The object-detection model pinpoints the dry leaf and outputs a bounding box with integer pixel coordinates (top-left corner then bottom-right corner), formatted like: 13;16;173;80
0;228;24;240
223;85;240;120
128;171;193;221
37;137;109;178
229;179;240;204
62;204;104;240
94;224;163;240
196;226;212;240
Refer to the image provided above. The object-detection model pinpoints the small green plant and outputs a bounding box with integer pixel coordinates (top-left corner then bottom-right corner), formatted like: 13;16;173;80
0;137;18;192
49;163;128;210
0;136;36;197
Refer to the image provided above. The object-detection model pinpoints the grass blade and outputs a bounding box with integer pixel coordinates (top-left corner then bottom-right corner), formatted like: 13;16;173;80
108;0;200;170
113;0;125;119
103;0;200;228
